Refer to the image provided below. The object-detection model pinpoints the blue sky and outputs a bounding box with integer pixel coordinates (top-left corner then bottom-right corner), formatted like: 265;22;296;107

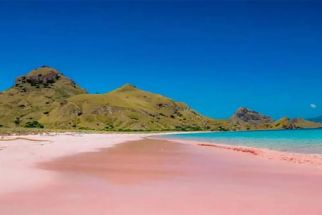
0;1;321;119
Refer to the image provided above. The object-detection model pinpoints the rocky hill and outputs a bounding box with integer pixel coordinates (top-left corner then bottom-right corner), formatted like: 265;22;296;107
229;107;274;130
229;107;322;130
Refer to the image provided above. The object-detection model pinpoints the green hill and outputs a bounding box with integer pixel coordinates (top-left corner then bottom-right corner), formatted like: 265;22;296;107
0;66;321;131
0;66;86;128
40;83;227;131
0;67;225;131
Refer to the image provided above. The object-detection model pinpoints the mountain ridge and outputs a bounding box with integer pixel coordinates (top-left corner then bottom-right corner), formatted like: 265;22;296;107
0;67;224;131
0;66;321;131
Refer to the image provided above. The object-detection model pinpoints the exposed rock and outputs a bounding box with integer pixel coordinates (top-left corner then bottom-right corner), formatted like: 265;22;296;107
16;67;60;86
230;107;273;125
0;66;86;128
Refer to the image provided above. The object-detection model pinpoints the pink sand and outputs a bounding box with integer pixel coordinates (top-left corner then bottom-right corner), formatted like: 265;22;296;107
0;133;146;194
1;135;322;215
163;138;322;169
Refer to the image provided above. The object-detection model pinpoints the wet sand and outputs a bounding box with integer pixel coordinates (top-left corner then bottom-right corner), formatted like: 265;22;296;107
1;138;322;215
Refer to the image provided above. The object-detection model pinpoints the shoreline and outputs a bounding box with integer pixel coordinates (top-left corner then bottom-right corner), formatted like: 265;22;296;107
1;131;322;195
157;137;322;169
2;137;322;214
0;132;196;195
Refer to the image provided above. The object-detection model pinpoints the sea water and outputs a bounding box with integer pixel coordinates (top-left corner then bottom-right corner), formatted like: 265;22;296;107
165;129;322;155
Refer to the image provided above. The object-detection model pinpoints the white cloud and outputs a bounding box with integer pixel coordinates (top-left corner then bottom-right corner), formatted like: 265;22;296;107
310;104;317;109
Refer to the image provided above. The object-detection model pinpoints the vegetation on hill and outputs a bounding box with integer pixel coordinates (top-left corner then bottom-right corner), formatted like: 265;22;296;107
0;66;86;128
0;67;321;132
272;117;322;129
0;67;226;131
40;83;226;131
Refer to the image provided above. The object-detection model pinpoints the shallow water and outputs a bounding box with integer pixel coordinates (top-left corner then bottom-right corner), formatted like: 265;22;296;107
165;129;322;155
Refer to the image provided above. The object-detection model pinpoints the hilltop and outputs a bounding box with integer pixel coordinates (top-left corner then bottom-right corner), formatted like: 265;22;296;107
0;66;321;131
0;66;86;128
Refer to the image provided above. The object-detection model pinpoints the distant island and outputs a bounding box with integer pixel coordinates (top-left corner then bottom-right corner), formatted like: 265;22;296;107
0;66;321;131
309;115;322;123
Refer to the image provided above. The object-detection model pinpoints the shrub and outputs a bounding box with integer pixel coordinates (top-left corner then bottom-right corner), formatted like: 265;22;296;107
24;121;44;129
14;117;21;126
218;126;228;131
105;123;114;130
175;125;202;131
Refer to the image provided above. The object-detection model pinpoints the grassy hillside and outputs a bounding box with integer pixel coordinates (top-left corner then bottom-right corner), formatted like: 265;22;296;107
0;67;226;131
40;84;227;131
0;66;86;128
0;66;320;132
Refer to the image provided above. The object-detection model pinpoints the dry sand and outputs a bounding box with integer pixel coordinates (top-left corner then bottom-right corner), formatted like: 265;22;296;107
0;133;146;194
1;134;322;215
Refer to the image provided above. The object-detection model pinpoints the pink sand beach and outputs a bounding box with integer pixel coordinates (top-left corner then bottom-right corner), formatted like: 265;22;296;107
1;133;322;215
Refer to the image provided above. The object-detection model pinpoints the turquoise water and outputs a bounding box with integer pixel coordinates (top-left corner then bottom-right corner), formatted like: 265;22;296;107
165;129;322;155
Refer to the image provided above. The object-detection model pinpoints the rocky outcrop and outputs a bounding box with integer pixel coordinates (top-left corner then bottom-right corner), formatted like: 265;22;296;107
231;107;273;123
0;66;86;128
230;107;273;130
16;66;60;86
